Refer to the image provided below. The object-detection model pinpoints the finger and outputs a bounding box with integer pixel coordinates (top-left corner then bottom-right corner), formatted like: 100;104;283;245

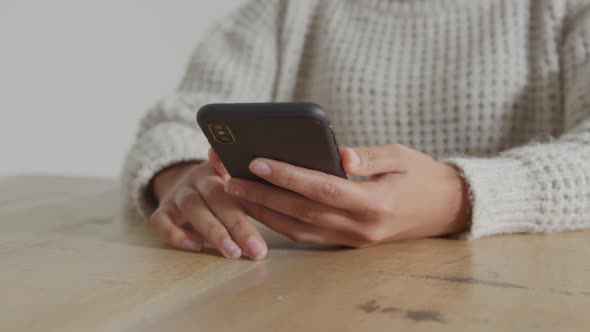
174;187;243;259
226;178;354;231
247;158;369;211
165;204;190;227
150;206;203;252
238;200;342;245
200;181;268;260
341;144;407;177
208;147;222;163
208;148;230;182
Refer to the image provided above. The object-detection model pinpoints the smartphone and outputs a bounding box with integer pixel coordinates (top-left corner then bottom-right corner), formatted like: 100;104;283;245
196;102;346;181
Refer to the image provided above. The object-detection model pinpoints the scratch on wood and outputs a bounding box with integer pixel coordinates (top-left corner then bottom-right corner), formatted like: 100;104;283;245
357;300;445;324
357;300;380;313
548;289;590;297
409;274;527;289
378;271;590;298
406;310;445;323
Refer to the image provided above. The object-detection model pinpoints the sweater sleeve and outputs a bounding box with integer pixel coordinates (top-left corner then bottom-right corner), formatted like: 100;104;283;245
443;12;590;239
122;0;282;218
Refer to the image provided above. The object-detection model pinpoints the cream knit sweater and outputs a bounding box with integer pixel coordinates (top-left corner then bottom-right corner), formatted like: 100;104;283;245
123;0;590;239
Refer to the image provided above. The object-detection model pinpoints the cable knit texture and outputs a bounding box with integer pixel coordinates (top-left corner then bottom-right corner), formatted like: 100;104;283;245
122;0;590;239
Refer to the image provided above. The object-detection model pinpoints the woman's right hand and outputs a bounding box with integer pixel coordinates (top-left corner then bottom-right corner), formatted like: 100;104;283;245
149;149;268;260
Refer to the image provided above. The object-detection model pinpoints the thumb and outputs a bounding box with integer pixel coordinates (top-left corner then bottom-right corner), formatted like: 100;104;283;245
341;144;406;177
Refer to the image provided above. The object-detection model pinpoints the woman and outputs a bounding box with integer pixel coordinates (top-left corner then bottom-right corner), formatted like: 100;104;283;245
123;0;590;260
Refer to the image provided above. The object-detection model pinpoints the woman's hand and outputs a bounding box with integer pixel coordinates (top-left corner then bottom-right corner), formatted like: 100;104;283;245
149;149;268;260
221;144;470;247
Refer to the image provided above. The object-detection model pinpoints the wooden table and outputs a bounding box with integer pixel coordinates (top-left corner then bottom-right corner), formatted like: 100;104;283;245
1;176;589;332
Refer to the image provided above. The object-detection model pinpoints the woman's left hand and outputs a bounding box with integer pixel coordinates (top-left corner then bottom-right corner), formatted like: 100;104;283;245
219;144;471;247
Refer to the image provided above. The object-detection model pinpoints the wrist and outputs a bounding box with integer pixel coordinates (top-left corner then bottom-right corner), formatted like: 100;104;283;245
446;164;472;234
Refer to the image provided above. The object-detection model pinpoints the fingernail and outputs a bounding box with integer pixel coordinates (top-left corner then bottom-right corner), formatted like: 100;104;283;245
250;160;271;177
348;148;360;168
183;239;202;252
222;238;242;259
225;182;244;197
246;236;267;260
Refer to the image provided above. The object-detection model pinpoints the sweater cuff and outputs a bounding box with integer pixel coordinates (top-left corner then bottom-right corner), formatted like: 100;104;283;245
122;122;209;219
442;156;542;239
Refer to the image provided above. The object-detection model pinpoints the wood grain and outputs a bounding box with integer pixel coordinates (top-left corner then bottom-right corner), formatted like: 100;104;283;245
1;176;589;332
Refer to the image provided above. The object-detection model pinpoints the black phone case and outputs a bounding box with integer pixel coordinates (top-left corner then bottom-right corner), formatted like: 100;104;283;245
196;102;347;181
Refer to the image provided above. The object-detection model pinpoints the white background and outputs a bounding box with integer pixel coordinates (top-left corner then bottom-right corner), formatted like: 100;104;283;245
0;0;243;177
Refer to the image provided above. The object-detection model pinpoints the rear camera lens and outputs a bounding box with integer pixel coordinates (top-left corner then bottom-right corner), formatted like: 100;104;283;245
209;123;235;144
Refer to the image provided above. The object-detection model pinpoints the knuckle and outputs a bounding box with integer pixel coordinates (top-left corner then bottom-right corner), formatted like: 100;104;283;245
198;176;220;197
150;209;170;234
387;143;403;153
364;150;377;171
290;232;314;243
280;167;298;188
359;201;380;220
358;226;384;246
312;180;338;200
362;195;391;219
149;209;164;225
177;190;200;211
227;217;251;237
295;204;317;224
